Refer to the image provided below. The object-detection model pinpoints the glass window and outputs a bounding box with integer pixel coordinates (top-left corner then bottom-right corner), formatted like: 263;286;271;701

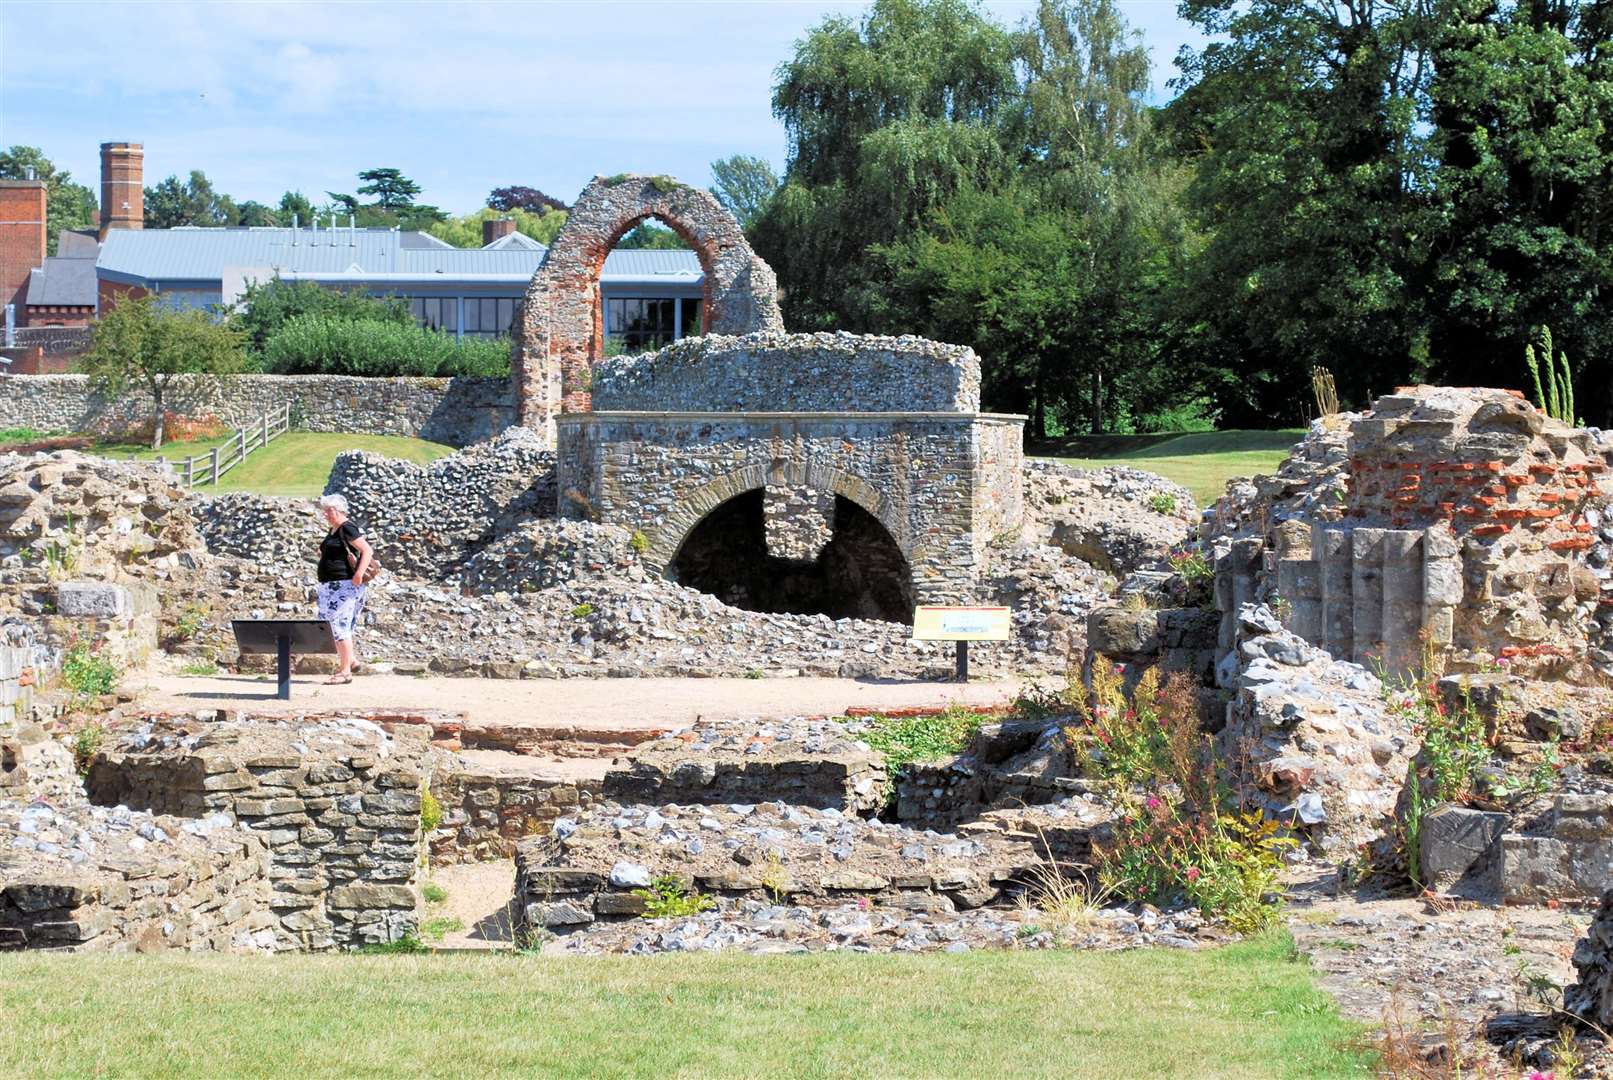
681;298;702;338
607;296;682;352
464;298;481;334
497;299;515;334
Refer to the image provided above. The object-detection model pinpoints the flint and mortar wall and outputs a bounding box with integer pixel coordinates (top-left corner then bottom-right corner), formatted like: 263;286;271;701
555;412;1026;603
0;374;513;447
592;332;982;414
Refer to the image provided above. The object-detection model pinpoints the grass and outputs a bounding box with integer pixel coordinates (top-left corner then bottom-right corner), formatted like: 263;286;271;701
0;933;1368;1078
1039;428;1306;506
88;432;455;498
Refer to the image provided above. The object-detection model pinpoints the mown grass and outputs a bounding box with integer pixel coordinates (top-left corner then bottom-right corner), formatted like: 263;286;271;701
1041;428;1306;506
88;432;455;497
0;932;1369;1079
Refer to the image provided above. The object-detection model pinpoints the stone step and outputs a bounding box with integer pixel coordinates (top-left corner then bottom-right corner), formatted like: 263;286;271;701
459;720;676;759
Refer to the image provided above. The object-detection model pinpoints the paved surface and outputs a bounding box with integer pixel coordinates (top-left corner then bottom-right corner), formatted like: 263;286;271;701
128;673;1027;729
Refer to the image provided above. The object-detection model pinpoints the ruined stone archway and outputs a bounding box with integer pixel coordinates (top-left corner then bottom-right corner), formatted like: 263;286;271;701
512;175;785;443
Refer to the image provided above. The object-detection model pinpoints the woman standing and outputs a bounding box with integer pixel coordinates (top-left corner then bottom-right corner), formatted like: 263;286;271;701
315;493;373;685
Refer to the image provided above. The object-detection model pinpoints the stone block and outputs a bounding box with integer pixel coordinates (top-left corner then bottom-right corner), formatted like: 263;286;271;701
1418;804;1508;891
327;883;417;910
56;582;130;618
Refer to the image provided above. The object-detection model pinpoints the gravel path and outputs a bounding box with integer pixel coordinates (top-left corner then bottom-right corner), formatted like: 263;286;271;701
127;673;1026;729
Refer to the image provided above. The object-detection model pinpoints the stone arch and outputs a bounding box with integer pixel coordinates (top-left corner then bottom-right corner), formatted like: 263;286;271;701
646;462;911;577
512;175;784;442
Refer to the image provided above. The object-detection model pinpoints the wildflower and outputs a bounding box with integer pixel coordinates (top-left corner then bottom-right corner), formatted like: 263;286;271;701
1185;867;1201;883
1146;796;1162;811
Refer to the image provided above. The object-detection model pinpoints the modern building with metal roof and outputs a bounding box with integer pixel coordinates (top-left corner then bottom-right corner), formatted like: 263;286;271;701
89;224;707;344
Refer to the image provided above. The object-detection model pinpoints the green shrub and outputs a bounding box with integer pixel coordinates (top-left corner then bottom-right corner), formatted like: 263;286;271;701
629;529;650;555
62;639;120;699
571;603;595;619
262;314;511;377
422;882;448;904
1147;492;1177;515
359;933;430;954
1167;549;1214;588
71;723;106;777
232;277;411;355
632;875;717;918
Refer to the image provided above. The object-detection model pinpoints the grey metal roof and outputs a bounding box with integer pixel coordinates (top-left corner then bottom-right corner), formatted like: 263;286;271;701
27;256;97;307
57;230;100;258
482;231;544;251
97;226;703;285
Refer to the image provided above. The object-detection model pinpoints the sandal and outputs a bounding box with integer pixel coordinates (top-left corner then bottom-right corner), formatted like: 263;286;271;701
325;674;353;685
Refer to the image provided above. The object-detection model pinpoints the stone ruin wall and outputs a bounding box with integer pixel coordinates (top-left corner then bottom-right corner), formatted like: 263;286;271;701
591;331;982;414
1216;387;1613;678
0;374;513;449
85;719;431;951
514;174;784;443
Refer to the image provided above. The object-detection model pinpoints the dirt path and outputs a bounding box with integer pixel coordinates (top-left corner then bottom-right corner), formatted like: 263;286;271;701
426;861;518;950
127;672;1028;729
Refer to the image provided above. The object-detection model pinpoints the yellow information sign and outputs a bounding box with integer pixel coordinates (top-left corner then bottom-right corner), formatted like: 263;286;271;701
911;605;1012;642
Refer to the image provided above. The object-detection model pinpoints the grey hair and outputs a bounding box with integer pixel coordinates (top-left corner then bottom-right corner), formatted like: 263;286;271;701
318;493;350;515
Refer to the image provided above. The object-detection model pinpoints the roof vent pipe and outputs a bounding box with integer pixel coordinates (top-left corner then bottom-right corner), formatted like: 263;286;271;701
291;213;299;246
349;213;356;247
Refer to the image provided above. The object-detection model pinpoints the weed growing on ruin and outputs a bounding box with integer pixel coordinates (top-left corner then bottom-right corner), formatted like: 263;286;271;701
1393;682;1491;805
1167;548;1214;591
71;723;105;777
420;916;465;943
570;603;595;619
760;852;790;903
359;933;430;955
744;668;764;680
422;882;448;904
1018;842;1114;939
173;603;209;641
61;638;120;700
1077;667;1295;931
44;526;83;582
632;875;717;918
602;174;629;186
629;529;650;555
420;789;443;833
1148;492;1177;514
179;659;219;677
859;707;988;772
647;175;682;194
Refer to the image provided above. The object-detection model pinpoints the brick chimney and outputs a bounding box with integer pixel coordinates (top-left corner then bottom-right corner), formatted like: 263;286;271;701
99;142;144;239
0;179;46;319
483;217;517;246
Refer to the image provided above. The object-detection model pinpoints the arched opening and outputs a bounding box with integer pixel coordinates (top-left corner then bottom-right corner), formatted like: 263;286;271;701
669;490;915;624
589;212;710;367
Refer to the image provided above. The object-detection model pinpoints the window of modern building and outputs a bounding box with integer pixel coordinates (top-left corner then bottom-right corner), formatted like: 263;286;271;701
407;297;458;335
607;296;704;351
406;296;515;338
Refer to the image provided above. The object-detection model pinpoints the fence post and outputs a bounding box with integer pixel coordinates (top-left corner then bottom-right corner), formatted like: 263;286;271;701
263;413;270;450
184;457;193;487
209;447;219;486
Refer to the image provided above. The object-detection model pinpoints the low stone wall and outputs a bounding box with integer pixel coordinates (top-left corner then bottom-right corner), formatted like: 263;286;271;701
601;719;888;814
0;646;36;728
1501;794;1613;904
430;756;602;864
593;332;982;414
0;801;274;953
86;718;431;951
0;374;513;448
512;802;1041;935
325;427;556;577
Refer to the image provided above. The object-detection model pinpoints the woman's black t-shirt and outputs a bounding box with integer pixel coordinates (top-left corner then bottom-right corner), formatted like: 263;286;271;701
317;521;364;584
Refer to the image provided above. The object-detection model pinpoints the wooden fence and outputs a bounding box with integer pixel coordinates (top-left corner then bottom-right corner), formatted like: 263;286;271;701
158;403;293;488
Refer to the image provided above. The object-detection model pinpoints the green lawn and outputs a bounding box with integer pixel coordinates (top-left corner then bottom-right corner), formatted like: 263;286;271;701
0;934;1368;1079
1039;429;1306;506
89;432;455;498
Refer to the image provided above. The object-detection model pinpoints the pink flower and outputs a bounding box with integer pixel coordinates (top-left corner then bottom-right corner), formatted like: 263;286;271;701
1185;867;1201;883
1146;796;1163;811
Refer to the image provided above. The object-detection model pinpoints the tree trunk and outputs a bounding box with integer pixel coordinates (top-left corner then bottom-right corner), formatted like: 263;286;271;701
1089;368;1104;434
1032;365;1046;441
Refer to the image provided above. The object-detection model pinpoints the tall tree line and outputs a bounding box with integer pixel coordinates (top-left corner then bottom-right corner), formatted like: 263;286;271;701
751;0;1613;431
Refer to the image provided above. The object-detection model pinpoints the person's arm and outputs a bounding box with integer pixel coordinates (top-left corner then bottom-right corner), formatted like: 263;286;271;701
348;529;373;586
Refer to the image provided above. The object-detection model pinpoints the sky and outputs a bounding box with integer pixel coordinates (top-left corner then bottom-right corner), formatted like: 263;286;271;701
0;0;1206;216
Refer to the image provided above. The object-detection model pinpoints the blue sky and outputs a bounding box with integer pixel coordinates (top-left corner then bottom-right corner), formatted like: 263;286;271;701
1;1;1205;215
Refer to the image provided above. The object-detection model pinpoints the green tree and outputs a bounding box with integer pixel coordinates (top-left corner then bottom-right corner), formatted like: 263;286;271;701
144;170;240;228
277;190;316;225
356;168;422;209
235;200;278;226
709;154;779;229
426;206;569;248
0;147;97;255
78;295;246;449
1425;0;1613;411
614;222;689;249
751;0;1020;331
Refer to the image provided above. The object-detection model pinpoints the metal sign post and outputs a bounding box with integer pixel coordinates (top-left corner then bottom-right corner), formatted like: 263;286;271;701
910;606;1012;683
